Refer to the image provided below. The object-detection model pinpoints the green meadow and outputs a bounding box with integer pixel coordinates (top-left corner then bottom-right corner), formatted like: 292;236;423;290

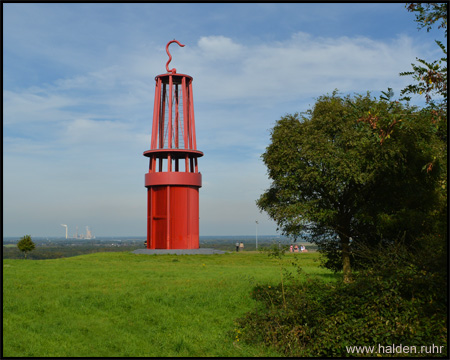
3;250;337;357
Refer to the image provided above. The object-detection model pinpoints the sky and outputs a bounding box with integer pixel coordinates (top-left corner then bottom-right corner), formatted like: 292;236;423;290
3;3;445;237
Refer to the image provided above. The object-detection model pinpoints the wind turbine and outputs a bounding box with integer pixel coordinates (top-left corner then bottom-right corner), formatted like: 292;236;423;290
61;224;68;239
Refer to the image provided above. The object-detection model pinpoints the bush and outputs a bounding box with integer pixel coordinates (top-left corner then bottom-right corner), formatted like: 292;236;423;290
235;250;447;357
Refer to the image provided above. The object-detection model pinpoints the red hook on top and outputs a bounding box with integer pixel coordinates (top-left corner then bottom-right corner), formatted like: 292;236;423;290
166;40;185;74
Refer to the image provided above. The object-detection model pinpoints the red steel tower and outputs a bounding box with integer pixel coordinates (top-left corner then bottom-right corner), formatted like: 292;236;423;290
143;40;203;249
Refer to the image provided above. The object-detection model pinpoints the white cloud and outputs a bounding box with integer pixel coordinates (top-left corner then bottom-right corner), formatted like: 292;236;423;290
198;35;243;59
179;33;423;105
3;89;76;125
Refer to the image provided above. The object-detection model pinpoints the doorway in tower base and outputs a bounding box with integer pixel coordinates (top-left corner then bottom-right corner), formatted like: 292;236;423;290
147;185;199;249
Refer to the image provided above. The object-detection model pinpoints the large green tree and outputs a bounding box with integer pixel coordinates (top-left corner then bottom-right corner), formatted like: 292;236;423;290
257;92;442;282
17;235;36;259
399;2;447;272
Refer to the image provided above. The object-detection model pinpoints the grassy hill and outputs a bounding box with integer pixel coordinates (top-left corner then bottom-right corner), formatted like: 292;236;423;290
3;251;336;357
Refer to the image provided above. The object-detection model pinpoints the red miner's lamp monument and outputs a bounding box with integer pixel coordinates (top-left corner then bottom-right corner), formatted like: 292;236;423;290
143;40;203;249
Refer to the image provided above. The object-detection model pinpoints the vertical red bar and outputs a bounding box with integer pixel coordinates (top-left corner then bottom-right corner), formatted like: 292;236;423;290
189;81;197;150
160;83;166;148
151;78;161;149
182;76;189;172
194;188;199;247
182;77;188;149
147;188;153;248
166;185;171;249
151;156;156;173
168;75;173;149
187;81;192;149
175;83;179;149
187;186;191;248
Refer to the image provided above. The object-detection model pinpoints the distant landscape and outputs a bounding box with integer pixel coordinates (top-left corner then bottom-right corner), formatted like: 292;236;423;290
2;235;317;260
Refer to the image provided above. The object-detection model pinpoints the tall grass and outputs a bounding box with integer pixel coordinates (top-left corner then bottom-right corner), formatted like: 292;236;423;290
3;251;337;357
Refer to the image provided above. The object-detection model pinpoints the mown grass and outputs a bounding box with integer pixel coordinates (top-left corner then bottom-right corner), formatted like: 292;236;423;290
3;250;338;357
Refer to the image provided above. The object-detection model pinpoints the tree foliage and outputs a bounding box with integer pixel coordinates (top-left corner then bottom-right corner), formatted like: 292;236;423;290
236;242;447;357
242;3;447;354
399;41;447;105
257;92;443;279
17;235;36;259
399;3;448;263
400;3;447;109
406;2;447;35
